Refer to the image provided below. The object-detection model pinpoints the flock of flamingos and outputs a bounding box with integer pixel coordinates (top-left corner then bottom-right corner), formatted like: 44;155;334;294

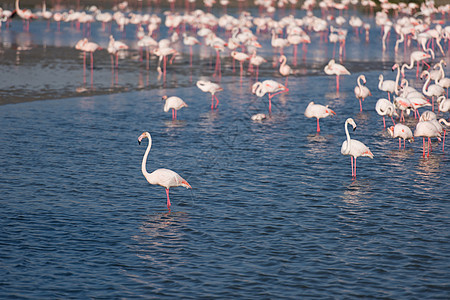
3;0;450;209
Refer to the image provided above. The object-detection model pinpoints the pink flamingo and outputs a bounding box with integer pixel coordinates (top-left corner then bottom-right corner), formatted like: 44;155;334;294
183;33;201;67
414;120;442;158
196;80;223;110
231;51;249;79
108;35;129;69
341;118;374;178
354;75;371;111
13;0;36;32
279;55;293;87
421;70;445;112
375;98;398;129
138;132;192;211
249;51;266;81
304;101;336;132
324;59;350;93
252;80;289;114
163;96;188;120
387;124;414;150
401;50;433;78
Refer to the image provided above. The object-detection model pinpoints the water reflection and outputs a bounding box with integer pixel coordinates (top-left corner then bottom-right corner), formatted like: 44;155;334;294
341;178;372;205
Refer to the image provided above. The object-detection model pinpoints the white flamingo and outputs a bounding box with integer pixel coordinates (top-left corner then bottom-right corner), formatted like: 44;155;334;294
354;75;371;111
252;80;289;113
387;124;414;150
341;118;374;178
304;101;336;132
196;80;223;110
138;132;192;210
324;59;351;93
375;98;398;128
421;70;445;112
162;96;188;120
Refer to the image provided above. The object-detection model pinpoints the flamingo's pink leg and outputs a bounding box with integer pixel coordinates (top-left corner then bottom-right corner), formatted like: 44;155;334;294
165;188;171;210
316;118;320;132
351;157;354;177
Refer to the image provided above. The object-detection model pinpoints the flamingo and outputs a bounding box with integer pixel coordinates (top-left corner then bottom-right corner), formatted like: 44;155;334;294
249;51;267;81
304;101;336;132
162;96;188;120
378;64;401;101
414;120;442;157
108;35;129;69
393;96;413;122
13;0;36;31
437;96;450;118
183;33;201;67
421;70;445;112
278;55;293;87
401;50;432;78
252;80;289;114
196;80;223;110
231;51;249;79
154;46;177;80
138;132;192;210
375;98;398;129
354;75;371;111
324;59;350;93
387;124;414;150
341;118;374;178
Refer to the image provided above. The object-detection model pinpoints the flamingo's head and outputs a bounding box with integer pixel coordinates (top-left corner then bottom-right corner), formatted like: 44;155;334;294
346;117;357;131
387;126;394;137
138;132;150;145
162;95;168;101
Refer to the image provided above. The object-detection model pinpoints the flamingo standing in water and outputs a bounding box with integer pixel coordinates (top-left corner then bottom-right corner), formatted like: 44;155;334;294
252;80;289;114
13;0;36;31
341;118;374;178
249;51;267;81
324;59;350;93
231;51;249;79
387;124;414;150
375;98;398;129
196;80;223;110
421;70;445;112
304;101;336;132
354;75;371;111
279;55;293;87
414;120;442;157
401;50;433;78
162;96;188;120
108;35;129;69
183;33;201;67
75;38;101;85
138;132;192;210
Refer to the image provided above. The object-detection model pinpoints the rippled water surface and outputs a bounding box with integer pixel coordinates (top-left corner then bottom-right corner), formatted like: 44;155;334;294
1;5;450;299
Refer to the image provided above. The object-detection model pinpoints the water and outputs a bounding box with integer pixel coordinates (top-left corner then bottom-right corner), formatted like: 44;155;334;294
1;5;450;299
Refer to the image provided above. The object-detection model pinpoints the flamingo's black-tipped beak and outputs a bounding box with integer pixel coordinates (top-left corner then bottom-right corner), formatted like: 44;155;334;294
353;126;356;131
138;140;141;145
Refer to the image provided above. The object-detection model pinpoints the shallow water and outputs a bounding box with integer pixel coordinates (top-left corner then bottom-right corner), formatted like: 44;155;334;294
1;5;450;299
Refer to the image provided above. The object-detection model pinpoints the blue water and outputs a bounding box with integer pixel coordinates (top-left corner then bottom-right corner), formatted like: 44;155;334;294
1;5;450;299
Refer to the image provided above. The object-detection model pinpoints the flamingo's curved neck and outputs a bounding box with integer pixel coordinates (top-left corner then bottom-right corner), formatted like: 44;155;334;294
344;120;351;154
422;73;431;96
357;76;363;88
141;136;152;179
378;75;383;90
280;56;286;68
394;65;400;95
